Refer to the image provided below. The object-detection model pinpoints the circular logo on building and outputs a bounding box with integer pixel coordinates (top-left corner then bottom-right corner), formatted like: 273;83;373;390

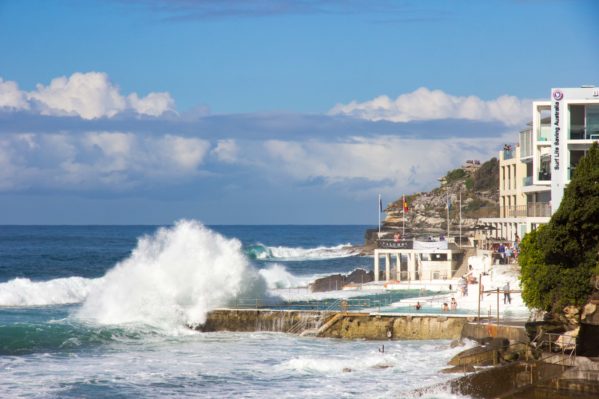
553;90;564;101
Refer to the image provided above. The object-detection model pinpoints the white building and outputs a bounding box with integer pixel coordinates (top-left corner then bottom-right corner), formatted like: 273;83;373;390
548;87;599;211
480;86;599;241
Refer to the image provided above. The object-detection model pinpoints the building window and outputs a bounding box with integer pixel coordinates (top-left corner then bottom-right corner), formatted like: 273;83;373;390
588;105;599;139
570;105;585;140
539;155;551;181
538;108;551;141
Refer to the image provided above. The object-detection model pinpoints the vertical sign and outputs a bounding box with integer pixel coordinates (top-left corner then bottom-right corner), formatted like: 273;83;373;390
551;89;564;213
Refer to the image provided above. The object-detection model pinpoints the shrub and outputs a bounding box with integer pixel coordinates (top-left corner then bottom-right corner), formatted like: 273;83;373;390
445;168;467;184
473;158;499;191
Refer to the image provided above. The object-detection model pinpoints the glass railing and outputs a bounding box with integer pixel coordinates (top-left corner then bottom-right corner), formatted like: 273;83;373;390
502;205;527;218
569;126;599;140
503;150;514;160
537;126;551;142
500;203;551;218
527;202;551;217
538;171;551;181
522;176;533;186
570;126;585;140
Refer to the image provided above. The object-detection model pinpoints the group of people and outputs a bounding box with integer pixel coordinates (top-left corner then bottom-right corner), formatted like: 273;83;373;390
442;297;458;312
414;298;459;312
496;234;520;264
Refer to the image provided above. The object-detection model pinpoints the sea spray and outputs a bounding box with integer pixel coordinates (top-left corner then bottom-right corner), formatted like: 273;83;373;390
77;220;268;331
0;276;102;307
259;263;307;289
247;243;358;261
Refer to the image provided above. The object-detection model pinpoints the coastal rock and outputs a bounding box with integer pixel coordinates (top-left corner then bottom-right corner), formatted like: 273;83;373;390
560;305;580;328
577;297;599;356
309;269;374;292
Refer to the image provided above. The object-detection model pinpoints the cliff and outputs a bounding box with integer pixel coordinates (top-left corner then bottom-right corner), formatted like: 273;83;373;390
383;158;499;235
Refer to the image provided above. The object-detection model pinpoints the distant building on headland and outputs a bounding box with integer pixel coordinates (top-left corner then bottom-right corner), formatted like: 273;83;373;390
480;86;599;241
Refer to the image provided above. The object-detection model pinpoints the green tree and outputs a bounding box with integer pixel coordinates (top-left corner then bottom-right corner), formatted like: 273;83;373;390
519;143;599;312
542;143;599;268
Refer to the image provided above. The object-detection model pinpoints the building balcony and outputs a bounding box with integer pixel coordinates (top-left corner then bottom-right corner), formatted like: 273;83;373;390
522;176;533;186
570;126;599;141
502;149;514;160
502;205;527;218
527;202;551;217
537;126;551;142
538;171;551;181
501;202;551;218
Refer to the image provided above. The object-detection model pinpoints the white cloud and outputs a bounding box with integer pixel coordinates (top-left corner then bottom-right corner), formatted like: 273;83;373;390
211;139;239;163
0;78;29;110
157;135;211;171
0;72;176;119
128;92;175;117
28;72;127;119
329;87;532;127
263;133;511;197
0;132;210;191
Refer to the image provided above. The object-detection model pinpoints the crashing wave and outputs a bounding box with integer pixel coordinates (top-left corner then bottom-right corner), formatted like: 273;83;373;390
0;276;102;307
246;243;358;261
76;220;269;331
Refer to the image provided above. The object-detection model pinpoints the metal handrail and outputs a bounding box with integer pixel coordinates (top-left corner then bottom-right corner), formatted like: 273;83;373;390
530;330;577;367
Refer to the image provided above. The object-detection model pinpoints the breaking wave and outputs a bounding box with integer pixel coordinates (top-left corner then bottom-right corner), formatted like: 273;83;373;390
76;220;268;331
258;263;315;289
246;243;358;261
0;276;102;307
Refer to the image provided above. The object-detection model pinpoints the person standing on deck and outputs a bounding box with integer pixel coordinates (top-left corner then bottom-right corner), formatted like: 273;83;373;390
503;282;511;304
498;243;506;264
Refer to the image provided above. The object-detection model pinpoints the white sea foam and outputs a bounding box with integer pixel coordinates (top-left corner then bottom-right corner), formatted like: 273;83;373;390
0;276;102;307
76;220;268;331
0;332;474;398
258;263;309;289
282;353;395;373
255;243;358;261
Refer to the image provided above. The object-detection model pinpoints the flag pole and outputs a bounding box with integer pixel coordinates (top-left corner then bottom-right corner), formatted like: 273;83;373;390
402;195;406;237
446;192;450;239
378;194;381;235
459;191;463;247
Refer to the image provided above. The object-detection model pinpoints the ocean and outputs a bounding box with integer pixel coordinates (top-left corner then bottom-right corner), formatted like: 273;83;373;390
0;221;468;398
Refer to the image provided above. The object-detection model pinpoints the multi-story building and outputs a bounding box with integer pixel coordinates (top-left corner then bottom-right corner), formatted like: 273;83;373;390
547;87;599;211
480;86;599;241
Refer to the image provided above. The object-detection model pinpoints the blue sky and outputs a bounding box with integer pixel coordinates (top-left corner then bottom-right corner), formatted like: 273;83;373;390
0;0;597;224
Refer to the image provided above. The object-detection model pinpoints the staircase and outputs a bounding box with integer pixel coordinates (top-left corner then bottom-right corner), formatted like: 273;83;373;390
287;300;346;336
453;247;477;278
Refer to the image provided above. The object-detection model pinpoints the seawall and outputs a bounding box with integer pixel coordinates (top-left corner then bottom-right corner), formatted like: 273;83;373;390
199;309;334;333
461;322;529;343
197;309;474;340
